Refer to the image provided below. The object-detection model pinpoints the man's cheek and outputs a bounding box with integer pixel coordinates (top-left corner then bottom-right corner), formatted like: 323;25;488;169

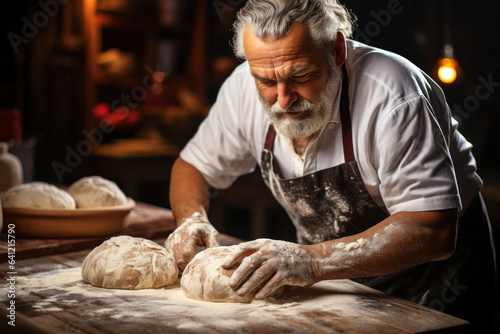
298;86;320;105
257;88;276;106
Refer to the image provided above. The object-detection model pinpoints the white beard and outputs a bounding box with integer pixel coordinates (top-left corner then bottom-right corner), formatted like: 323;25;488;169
260;66;342;139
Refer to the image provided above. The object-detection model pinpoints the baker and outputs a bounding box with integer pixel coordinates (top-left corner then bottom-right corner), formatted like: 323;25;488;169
166;0;497;330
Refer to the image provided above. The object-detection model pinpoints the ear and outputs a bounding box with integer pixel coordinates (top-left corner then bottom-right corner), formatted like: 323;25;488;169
331;32;347;67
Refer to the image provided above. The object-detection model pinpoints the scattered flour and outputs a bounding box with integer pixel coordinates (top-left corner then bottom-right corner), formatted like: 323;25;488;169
2;258;457;333
294;198;316;217
335;238;366;251
95;308;115;314
32;302;63;312
344;238;367;251
4;266;391;333
177;322;205;330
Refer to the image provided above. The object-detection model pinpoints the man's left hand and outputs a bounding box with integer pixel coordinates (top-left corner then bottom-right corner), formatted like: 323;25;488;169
221;238;316;300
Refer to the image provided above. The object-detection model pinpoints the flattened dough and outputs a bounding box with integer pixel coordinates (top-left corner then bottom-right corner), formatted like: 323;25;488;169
82;236;178;289
181;246;252;303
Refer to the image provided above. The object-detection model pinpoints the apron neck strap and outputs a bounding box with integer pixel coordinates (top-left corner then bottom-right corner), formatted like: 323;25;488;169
264;123;276;151
264;65;353;162
340;65;354;162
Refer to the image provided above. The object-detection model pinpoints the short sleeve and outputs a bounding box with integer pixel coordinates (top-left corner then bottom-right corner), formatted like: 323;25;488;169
180;68;257;189
375;96;462;214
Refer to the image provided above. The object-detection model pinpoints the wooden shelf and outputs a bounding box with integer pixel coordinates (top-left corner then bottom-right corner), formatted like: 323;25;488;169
84;0;209;114
81;0;240;144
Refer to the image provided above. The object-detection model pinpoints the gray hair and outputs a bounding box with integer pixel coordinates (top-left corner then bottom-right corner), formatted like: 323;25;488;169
232;0;355;60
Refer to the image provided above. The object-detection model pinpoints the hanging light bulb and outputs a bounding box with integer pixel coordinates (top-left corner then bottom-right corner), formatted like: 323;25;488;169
437;45;458;84
434;44;462;85
433;1;462;86
437;59;458;84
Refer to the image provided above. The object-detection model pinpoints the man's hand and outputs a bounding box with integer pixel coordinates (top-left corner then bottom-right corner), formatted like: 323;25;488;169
221;239;316;300
165;212;219;271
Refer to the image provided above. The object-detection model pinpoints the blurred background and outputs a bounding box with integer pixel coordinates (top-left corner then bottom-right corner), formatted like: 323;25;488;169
0;0;499;244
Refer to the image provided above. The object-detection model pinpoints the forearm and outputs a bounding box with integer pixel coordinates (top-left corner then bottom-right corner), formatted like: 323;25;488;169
305;209;457;282
169;157;211;225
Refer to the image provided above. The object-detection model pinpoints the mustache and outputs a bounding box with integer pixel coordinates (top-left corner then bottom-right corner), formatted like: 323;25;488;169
268;98;315;115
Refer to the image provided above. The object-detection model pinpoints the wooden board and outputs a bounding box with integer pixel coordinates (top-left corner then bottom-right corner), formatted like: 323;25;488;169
0;241;469;334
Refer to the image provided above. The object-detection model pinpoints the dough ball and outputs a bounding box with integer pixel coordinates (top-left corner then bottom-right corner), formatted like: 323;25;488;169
69;176;127;208
82;236;178;289
181;246;252;303
1;182;76;209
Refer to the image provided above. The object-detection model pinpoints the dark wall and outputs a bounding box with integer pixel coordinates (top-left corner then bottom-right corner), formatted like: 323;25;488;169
343;0;500;175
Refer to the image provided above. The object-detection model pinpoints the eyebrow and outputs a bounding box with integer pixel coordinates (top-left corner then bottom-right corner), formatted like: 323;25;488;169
251;72;271;82
251;66;309;82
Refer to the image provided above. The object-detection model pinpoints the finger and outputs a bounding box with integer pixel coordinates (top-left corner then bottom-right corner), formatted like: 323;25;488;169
177;246;197;271
173;234;198;272
221;241;261;268
164;232;177;253
228;254;263;289
202;228;219;248
254;272;284;300
236;261;276;297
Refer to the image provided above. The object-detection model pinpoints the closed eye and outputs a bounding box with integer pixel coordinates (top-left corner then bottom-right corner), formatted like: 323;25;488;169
257;77;275;86
251;72;276;86
291;74;310;82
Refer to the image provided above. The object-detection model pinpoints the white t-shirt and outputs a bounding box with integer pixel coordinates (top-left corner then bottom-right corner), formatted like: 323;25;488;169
181;40;482;216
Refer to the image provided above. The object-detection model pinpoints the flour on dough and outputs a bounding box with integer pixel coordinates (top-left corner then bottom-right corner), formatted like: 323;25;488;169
82;236;178;289
181;246;252;303
69;176;127;208
1;182;76;209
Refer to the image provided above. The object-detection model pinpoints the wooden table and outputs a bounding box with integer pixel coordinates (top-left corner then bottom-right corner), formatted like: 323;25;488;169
0;204;469;333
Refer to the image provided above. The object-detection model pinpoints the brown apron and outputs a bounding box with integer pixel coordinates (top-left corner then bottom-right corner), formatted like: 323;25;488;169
259;67;497;331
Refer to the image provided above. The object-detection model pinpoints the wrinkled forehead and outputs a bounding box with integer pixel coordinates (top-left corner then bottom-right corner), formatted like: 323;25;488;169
243;23;324;73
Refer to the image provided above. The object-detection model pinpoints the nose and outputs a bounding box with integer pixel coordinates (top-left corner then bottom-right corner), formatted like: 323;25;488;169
277;81;298;109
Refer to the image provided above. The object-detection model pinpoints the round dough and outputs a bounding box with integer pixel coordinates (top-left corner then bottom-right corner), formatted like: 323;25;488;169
69;176;127;208
1;182;76;209
181;246;252;303
82;236;178;289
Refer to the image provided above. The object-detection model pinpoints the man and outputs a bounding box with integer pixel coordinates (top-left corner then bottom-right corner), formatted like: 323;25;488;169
166;0;497;330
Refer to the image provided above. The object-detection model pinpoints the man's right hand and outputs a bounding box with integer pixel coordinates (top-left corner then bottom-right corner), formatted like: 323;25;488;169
165;212;219;271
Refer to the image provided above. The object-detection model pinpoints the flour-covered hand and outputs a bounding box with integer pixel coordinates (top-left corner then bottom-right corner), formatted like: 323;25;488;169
165;212;219;271
221;239;316;300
